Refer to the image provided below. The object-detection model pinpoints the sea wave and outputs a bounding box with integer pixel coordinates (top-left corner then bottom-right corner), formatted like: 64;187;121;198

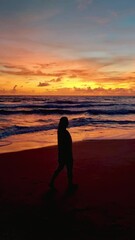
0;108;135;116
71;117;135;127
0;118;135;139
0;124;57;139
0;109;83;115
0;96;135;141
0;102;135;109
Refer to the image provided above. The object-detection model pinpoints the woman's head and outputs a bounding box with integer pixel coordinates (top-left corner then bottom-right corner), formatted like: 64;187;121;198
58;116;69;130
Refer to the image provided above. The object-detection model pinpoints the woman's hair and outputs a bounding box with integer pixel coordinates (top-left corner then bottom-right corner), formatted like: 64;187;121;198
58;116;69;130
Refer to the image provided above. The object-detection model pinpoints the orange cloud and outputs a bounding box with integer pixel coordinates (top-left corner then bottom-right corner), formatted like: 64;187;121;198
0;55;135;95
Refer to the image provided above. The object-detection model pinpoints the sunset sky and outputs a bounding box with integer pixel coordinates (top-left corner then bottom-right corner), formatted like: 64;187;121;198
0;0;135;95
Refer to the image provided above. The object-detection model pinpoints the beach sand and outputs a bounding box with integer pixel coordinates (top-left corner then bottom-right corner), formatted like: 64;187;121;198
0;139;135;239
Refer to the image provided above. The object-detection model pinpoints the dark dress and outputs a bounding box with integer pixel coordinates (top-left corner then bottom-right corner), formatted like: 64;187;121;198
58;129;73;167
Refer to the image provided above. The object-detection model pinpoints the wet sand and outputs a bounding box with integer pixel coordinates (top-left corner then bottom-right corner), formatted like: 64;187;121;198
0;139;135;239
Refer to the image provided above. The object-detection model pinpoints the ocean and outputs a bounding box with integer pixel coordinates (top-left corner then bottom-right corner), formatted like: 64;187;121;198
0;95;135;153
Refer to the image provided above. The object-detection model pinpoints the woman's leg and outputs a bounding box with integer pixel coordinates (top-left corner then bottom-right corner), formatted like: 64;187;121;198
66;158;73;188
50;162;65;188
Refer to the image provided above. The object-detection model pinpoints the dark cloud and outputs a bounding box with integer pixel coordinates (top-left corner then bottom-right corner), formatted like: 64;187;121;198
50;77;62;82
12;85;17;92
73;86;135;95
37;82;50;87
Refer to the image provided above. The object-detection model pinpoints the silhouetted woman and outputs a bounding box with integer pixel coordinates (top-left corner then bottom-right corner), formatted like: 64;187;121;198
50;116;76;190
